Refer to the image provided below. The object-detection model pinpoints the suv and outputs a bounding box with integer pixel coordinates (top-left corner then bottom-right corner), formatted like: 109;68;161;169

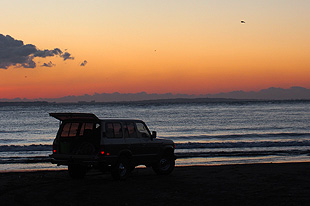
49;113;176;179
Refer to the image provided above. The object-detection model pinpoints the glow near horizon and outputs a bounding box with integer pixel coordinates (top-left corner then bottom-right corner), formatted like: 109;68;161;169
0;0;310;98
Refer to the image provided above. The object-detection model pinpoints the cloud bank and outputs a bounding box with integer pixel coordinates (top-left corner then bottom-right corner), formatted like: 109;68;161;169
0;34;74;69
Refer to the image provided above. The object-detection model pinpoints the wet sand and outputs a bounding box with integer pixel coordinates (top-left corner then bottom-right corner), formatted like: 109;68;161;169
1;162;310;206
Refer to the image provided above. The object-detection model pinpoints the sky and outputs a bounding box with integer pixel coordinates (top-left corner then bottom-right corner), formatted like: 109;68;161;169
1;0;310;99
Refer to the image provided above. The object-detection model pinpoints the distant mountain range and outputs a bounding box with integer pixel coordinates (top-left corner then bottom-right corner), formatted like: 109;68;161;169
1;86;310;103
205;86;310;100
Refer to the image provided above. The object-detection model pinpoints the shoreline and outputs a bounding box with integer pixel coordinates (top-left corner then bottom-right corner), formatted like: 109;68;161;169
2;159;310;173
1;162;310;205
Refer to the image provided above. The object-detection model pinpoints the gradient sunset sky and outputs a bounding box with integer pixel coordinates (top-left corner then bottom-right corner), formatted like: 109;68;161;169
1;0;310;99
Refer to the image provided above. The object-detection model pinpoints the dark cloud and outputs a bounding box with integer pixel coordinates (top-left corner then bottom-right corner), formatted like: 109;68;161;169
61;52;74;61
80;60;88;66
34;48;62;58
0;34;74;69
41;61;56;67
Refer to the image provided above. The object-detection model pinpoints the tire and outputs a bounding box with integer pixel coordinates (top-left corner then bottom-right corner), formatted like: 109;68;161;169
111;157;131;180
68;164;87;179
152;154;175;175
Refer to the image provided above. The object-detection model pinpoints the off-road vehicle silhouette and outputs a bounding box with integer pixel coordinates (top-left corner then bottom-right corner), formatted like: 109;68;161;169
49;113;175;179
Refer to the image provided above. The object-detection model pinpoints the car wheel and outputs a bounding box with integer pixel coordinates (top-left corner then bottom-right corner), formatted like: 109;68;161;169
111;157;131;180
68;164;87;179
152;154;175;175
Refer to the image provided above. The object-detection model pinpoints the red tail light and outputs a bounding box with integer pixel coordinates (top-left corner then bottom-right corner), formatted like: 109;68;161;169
100;146;109;156
53;141;56;153
100;145;105;155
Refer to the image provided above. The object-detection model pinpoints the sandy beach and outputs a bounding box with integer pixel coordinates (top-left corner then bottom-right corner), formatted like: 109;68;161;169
1;162;310;206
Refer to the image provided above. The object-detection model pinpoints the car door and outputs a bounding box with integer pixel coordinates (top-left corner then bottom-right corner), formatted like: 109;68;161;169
123;121;141;162
102;121;126;157
135;122;160;162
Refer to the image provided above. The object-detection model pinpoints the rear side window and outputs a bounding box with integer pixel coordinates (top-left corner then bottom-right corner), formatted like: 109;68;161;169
79;123;94;137
123;122;138;138
105;122;123;138
60;123;79;137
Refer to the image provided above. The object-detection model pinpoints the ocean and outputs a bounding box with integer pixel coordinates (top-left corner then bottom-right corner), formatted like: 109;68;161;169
1;100;310;172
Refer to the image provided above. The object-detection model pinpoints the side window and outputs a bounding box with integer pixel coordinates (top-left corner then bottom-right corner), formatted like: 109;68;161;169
123;123;129;138
61;123;70;137
79;123;94;137
106;123;114;138
60;122;79;137
136;122;151;138
113;123;122;138
105;122;123;138
69;123;79;137
124;122;137;138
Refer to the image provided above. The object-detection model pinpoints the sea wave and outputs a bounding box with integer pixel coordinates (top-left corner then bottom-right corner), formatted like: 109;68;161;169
175;150;310;158
0;130;27;134
161;132;310;140
176;140;310;149
0;145;52;152
0;156;51;164
1;150;310;165
0;139;25;143
1;141;310;165
2;138;310;153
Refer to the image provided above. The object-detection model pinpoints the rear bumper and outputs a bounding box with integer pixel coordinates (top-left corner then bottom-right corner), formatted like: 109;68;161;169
49;154;117;166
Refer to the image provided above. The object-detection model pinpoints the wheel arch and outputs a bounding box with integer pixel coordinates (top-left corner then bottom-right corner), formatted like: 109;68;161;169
118;149;133;159
161;145;175;156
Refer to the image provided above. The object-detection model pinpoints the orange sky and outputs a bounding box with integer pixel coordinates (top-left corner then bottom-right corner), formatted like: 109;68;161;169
1;0;310;99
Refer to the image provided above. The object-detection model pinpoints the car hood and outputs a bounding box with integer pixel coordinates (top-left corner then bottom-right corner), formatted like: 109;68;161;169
154;138;174;145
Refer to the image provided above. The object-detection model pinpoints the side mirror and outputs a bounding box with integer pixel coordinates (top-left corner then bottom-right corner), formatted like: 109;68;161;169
151;131;157;139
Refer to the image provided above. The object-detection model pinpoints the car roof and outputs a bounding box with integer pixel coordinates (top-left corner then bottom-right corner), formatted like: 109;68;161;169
100;119;143;122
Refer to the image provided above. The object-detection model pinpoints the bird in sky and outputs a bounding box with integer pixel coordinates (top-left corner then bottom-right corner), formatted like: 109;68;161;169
241;20;246;24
